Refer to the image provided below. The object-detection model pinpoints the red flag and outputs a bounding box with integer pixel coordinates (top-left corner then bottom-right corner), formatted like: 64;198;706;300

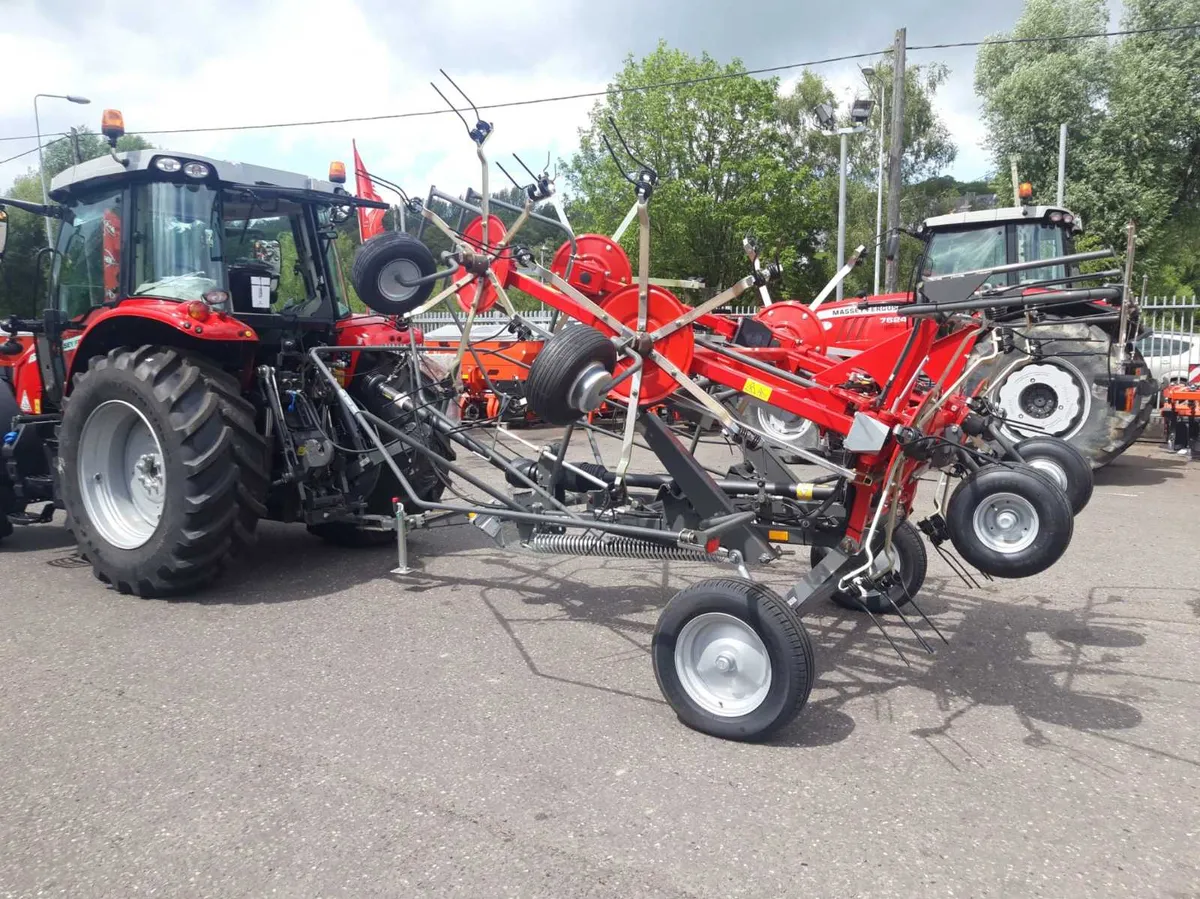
353;140;386;242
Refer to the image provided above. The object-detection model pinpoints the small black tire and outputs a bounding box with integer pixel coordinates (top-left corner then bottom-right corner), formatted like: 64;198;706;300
812;518;928;614
652;578;814;742
59;347;262;597
1012;436;1093;515
946;464;1073;579
351;232;438;316
526;325;617;425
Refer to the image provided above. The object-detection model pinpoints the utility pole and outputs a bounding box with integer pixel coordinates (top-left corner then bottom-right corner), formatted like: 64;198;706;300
884;28;906;293
1056;123;1067;206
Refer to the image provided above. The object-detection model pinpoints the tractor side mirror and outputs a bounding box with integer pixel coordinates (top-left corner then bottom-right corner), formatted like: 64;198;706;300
0;208;8;261
885;231;900;262
330;205;352;225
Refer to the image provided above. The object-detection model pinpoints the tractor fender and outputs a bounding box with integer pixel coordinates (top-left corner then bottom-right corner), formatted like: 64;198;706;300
334;314;423;380
64;300;258;391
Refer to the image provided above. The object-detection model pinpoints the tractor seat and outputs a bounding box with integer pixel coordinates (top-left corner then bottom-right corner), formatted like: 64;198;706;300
228;261;278;315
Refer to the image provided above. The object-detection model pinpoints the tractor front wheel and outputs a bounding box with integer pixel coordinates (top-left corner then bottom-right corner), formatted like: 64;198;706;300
59;347;267;597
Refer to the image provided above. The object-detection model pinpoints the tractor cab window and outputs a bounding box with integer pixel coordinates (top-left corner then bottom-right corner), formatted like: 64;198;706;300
1013;222;1066;284
222;194;328;318
131;182;223;301
54;190;125;319
923;225;1007;291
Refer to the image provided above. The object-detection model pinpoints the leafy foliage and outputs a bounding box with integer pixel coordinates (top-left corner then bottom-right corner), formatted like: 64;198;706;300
976;0;1200;295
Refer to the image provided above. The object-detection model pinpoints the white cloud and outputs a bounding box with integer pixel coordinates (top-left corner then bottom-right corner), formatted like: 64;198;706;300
1;0;1011;203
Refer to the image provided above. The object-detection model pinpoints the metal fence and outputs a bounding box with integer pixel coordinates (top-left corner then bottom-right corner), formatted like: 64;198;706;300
1138;296;1200;386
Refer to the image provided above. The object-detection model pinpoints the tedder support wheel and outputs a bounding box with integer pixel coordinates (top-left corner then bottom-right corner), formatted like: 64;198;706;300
59;347;268;597
1013;436;1093;515
352;232;438;317
526;325;617;425
652;578;815;742
964;321;1154;469
946;464;1073;579
811;518;928;614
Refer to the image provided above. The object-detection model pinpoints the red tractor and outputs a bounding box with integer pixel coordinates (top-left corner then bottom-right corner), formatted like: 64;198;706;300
761;203;1155;467
0;111;452;595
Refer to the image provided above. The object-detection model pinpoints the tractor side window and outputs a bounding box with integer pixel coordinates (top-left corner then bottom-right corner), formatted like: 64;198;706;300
923;226;1007;290
55;190;124;318
223;196;325;317
1014;223;1066;284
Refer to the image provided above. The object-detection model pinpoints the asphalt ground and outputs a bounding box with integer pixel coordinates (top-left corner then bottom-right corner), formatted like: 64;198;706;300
2;434;1198;898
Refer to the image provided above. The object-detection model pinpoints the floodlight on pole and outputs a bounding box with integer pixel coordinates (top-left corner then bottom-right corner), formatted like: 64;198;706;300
815;97;869;301
33;93;92;248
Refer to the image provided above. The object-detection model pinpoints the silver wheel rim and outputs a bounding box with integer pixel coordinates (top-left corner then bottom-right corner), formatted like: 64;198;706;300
972;491;1039;554
754;402;814;444
377;258;421;303
995;361;1090;440
675;612;772;717
1027;457;1068;491
78;400;165;550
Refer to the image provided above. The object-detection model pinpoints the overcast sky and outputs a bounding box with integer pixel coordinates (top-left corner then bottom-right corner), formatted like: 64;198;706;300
2;0;1125;202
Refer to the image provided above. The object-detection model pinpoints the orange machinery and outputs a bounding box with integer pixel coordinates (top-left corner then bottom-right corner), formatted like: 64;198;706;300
1161;376;1200;458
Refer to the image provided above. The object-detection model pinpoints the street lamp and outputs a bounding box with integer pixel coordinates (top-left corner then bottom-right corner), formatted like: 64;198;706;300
815;98;872;301
34;93;91;247
861;66;887;296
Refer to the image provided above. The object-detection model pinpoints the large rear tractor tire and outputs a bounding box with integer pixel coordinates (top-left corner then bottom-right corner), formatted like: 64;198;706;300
811;518;928;614
964;321;1154;469
59;347;268;597
652;578;815;741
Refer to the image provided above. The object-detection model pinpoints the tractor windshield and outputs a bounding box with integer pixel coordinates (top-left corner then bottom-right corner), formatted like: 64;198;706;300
131;182;224;302
923;221;1071;290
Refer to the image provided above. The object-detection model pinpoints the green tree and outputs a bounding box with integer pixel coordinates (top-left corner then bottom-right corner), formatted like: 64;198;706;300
974;0;1200;295
565;42;826;300
0;126;155;317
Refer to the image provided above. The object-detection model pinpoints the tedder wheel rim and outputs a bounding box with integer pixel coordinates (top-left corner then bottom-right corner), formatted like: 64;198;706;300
1026;456;1068;492
971;491;1039;555
377;258;423;304
754;403;815;444
996;361;1089;441
674;612;772;717
78;399;165;550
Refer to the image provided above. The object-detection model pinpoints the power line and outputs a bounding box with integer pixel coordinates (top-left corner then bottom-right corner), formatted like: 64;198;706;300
0;137;66;168
1;22;1195;149
908;22;1199;51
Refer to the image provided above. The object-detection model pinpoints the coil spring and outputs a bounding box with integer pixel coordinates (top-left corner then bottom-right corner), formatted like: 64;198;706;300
528;533;716;561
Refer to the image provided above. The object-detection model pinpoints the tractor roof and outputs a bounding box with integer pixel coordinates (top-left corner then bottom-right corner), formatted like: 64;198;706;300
921;205;1083;234
49;150;342;200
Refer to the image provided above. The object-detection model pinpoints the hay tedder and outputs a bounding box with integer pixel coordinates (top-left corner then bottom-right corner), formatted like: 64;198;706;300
1;96;1097;741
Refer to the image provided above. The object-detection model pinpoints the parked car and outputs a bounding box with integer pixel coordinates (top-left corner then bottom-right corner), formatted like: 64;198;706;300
1135;332;1200;387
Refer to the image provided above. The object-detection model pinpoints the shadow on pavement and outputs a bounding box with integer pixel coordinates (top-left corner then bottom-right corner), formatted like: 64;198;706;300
1094;450;1188;487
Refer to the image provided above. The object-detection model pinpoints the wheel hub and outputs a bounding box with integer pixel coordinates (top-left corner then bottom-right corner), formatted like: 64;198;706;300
674;612;772;718
78;400;166;551
996;362;1088;439
972;491;1039;554
597;285;695;407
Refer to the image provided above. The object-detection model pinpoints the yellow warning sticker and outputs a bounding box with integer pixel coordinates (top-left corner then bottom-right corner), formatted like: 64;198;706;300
795;483;814;500
768;529;790;543
742;378;772;402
